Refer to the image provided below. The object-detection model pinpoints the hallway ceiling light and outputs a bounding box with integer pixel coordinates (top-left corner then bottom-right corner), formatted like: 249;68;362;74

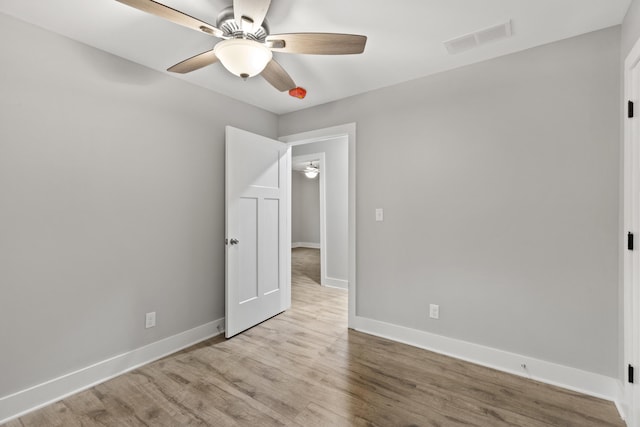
303;162;319;179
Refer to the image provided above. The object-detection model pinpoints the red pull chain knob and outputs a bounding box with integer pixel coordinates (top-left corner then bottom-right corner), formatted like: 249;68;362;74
289;87;307;99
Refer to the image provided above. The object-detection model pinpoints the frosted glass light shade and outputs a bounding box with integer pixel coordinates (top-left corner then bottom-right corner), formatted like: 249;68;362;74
302;161;319;179
214;39;272;78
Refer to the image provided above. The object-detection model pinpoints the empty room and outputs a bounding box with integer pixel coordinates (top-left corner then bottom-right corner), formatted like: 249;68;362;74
1;0;640;426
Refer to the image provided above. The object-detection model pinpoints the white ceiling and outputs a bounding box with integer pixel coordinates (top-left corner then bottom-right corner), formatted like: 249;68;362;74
0;0;631;114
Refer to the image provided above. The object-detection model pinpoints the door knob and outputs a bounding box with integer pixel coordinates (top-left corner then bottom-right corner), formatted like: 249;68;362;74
230;238;239;245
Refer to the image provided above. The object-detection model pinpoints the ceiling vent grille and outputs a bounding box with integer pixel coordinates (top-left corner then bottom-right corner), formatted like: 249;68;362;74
444;20;512;55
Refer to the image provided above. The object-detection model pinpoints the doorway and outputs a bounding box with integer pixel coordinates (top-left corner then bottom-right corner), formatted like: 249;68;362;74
291;153;325;288
280;123;357;327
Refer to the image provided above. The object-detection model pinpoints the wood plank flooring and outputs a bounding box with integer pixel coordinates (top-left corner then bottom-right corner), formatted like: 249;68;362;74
4;248;624;426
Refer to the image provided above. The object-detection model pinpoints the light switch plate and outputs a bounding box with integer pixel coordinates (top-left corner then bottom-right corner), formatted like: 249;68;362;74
375;208;384;222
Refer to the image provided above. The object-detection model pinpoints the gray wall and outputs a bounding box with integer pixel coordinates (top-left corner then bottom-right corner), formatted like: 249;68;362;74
0;13;277;397
292;138;349;282
623;0;640;58
278;27;621;377
291;171;320;245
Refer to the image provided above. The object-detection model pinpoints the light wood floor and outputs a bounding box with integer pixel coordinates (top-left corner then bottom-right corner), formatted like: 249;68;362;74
5;248;624;426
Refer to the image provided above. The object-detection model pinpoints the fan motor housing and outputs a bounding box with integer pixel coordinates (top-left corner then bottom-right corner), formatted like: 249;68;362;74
216;6;269;41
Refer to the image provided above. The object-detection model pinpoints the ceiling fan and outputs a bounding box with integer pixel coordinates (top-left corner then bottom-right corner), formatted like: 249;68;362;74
115;0;368;96
301;161;319;179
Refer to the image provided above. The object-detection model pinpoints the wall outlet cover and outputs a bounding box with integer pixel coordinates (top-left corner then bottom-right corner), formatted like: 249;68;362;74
145;312;156;329
429;304;439;319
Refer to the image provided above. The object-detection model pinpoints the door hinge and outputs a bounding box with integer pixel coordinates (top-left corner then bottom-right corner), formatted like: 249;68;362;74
630;364;635;384
629;100;635;118
628;232;634;251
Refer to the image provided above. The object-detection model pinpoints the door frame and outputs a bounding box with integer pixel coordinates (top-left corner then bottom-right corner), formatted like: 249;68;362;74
280;123;357;327
291;152;328;286
624;37;640;425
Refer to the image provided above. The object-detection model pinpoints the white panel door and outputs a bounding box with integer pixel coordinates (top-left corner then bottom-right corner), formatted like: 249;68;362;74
225;126;290;338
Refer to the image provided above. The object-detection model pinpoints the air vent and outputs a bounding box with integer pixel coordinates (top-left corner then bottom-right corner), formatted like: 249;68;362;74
444;20;512;55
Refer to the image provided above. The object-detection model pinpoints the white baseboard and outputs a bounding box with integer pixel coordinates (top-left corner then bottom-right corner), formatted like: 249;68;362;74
353;316;623;409
323;277;348;290
1;315;625;424
291;242;320;249
0;318;225;425
615;382;629;422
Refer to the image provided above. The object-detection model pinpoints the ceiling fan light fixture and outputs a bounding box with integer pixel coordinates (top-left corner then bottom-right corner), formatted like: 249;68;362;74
302;162;319;179
304;170;319;179
214;38;272;79
114;0;368;94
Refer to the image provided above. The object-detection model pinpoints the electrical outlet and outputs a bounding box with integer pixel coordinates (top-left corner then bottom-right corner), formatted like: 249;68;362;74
429;304;439;319
145;312;156;329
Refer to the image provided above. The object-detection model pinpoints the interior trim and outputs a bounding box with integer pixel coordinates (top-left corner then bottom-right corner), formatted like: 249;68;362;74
353;315;624;420
0;318;225;424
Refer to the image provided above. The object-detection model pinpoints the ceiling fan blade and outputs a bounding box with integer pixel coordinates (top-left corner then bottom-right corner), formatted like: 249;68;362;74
261;59;296;92
233;0;271;32
266;33;367;55
115;0;223;38
167;50;219;74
